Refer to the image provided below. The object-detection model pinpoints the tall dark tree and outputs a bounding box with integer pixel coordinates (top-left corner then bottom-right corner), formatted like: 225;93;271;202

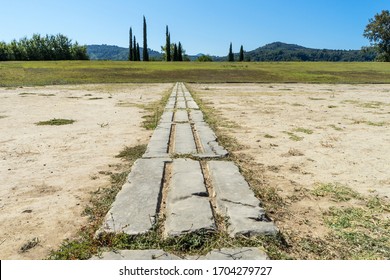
239;45;244;61
173;43;178;61
143;16;149;61
228;42;234;62
166;26;171;61
129;27;133;61
133;36;138;61
178;42;183;61
136;43;141;61
364;10;390;61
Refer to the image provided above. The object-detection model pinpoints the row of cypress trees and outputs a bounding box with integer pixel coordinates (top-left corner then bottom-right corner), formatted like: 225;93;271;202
129;16;150;61
228;43;245;62
165;26;184;61
128;17;185;62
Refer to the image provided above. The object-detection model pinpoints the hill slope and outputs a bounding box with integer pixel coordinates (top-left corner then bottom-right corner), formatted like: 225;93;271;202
87;44;162;60
245;42;376;62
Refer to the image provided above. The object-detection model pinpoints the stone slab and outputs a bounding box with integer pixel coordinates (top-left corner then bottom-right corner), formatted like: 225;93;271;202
208;161;278;237
165;159;215;236
187;100;199;109
174;123;197;154
91;250;181;260
189;110;204;123
99;158;169;235
143;122;171;158
91;247;267;260
195;123;228;156
174;110;189;123
176;100;187;109
160;110;174;123
192;247;268;260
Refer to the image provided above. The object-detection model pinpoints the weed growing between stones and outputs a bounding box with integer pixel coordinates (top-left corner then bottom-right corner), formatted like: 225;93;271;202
141;87;172;130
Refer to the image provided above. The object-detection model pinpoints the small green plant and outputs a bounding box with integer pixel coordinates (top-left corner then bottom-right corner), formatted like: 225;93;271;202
312;183;361;202
283;131;303;141
294;127;313;134
141;88;172;130
36;118;76;126
115;145;147;162
264;134;275;139
0;115;7;119
329;124;343;131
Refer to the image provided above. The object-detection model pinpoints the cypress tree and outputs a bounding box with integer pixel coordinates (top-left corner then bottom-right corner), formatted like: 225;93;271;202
239;45;244;62
228;42;234;62
173;43;178;61
178;42;183;61
133;36;137;61
143;16;149;61
136;43;140;61
129;27;133;61
166;26;171;61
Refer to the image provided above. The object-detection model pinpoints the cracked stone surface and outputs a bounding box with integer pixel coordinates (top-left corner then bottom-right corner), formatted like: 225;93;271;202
91;247;268;260
99;158;170;235
208;161;278;237
96;83;277;259
165;159;215;236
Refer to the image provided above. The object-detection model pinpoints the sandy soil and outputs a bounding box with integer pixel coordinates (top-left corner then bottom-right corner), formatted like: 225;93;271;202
191;83;390;241
0;83;171;260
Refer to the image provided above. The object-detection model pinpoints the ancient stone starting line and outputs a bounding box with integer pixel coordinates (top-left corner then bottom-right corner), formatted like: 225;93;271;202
95;83;277;260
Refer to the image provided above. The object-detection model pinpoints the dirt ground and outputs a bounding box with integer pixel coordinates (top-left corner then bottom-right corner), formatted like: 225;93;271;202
191;83;390;250
0;83;170;260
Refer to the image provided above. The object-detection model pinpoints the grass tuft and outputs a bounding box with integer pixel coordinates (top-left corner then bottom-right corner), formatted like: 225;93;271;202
283;131;304;141
294;127;314;134
312;183;361;202
35;118;76;126
115;144;147;162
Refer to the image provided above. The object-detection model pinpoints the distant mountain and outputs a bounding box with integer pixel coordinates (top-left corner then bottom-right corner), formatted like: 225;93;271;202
87;42;376;62
245;42;376;62
87;44;162;60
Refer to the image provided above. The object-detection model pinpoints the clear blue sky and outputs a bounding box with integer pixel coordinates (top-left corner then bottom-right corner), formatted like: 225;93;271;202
1;0;389;56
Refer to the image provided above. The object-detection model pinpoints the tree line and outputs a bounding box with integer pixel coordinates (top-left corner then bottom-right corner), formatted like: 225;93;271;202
129;17;186;62
0;34;89;61
228;43;245;62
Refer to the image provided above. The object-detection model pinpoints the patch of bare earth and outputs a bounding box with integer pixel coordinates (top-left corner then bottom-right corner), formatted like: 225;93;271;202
0;83;172;259
190;83;390;259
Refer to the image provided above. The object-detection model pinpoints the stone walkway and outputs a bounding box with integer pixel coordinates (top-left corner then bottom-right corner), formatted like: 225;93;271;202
94;83;277;260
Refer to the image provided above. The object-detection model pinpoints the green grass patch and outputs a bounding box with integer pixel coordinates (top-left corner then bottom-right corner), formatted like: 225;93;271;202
294;127;314;134
264;134;276;139
140;87;172;130
0;115;7;119
1;61;390;86
283;131;304;141
35;118;76;126
352;119;387;126
329;124;343;131
324;206;390;259
312;183;361;202
115;144;147;161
